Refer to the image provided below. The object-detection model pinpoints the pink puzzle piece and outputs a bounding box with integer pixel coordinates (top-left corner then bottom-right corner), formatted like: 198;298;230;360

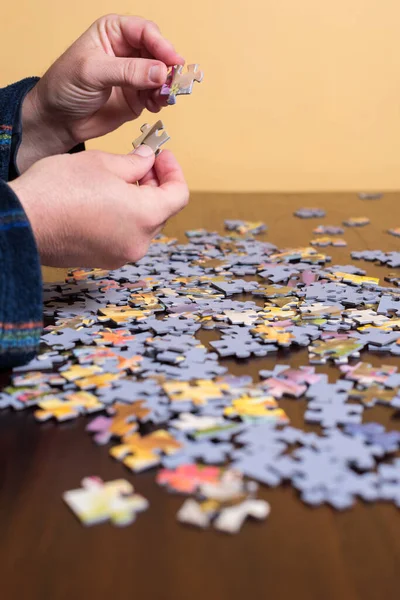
261;377;307;399
86;416;114;445
279;366;323;386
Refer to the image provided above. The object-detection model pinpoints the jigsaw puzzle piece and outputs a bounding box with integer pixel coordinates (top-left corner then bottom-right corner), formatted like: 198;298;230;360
110;430;182;472
224;395;289;424
304;401;364;428
294;208;326;219
340;362;397;387
213;498;270;534
162;380;229;407
156;464;222;494
63;476;148;526
132;120;170;155
86;401;149;444
160;64;203;104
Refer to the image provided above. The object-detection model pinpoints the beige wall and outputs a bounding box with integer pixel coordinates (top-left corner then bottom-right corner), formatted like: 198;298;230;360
2;1;400;191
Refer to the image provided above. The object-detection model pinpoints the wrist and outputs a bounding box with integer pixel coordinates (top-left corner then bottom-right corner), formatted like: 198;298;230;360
17;85;74;173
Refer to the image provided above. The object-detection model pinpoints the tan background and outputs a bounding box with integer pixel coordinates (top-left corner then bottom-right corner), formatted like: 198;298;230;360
2;1;400;192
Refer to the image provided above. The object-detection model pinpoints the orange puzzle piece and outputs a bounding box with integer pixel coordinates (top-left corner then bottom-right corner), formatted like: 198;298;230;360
94;329;136;346
110;430;183;472
108;401;151;438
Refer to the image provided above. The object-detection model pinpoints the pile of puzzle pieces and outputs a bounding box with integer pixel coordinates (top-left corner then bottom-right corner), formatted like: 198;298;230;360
1;213;400;533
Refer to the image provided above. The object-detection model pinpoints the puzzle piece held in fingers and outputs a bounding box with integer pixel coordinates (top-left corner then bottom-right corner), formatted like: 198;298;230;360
160;64;204;105
132;120;170;155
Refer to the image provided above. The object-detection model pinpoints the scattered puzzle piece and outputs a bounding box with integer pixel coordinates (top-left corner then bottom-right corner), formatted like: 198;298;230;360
294;208;326;219
310;237;347;247
162;380;229;407
358;192;382;200
224;395;288;423
224;220;267;235
86;401;150;444
110;430;182;472
309;337;363;365
313;225;344;235
340;362;397;387
34;392;104;422
343;217;370;227
304;401;364;428
347;385;398;408
157;464;221;494
344;423;400;453
63;477;148;526
388;227;400;237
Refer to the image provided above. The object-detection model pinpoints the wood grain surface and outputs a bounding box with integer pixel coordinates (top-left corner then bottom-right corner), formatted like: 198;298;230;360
2;192;400;600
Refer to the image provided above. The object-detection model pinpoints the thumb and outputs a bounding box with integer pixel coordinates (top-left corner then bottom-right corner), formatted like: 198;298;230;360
88;55;168;90
101;145;156;183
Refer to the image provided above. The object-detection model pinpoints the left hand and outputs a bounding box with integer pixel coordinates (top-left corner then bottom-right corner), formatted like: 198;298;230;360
18;14;184;172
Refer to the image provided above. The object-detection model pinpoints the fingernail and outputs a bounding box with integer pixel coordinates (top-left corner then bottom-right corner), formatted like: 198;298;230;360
134;144;154;157
149;65;162;83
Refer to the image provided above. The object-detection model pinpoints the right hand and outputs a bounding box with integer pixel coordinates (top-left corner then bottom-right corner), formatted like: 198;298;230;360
9;146;189;268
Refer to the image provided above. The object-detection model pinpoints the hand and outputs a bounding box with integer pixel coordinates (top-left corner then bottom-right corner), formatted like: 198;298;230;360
18;14;184;172
10;146;189;268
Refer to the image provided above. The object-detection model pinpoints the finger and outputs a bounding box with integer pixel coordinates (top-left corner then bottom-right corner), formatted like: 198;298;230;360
140;47;154;60
139;167;159;187
120;16;185;65
89;55;168;90
139;151;184;189
154;150;190;212
155;150;187;188
139;89;168;114
149;88;169;108
146;96;162;114
98;146;155;183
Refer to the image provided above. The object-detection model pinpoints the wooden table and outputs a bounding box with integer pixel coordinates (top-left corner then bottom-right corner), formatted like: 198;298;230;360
1;192;400;600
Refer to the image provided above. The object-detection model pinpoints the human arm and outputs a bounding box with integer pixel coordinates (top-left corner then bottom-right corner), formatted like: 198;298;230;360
0;66;188;367
17;14;184;173
1;145;188;367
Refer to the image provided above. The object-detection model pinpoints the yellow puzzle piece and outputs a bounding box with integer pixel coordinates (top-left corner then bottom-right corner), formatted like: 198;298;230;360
162;380;230;406
224;395;289;423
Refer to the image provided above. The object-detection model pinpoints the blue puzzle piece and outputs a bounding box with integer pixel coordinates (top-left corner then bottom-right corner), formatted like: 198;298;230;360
310;429;383;469
161;438;233;468
294;208;326;219
344;423;400;453
305;401;363;428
